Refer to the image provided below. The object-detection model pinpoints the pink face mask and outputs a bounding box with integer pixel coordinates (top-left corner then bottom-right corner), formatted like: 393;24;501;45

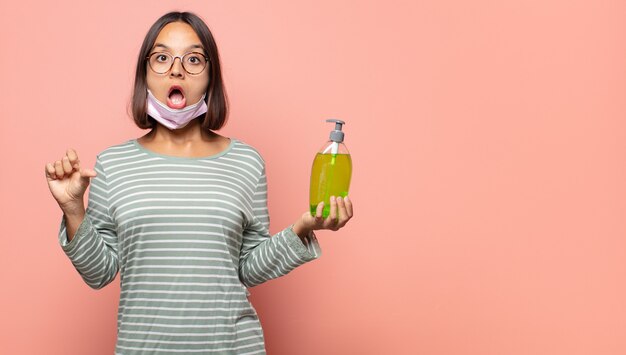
146;89;208;130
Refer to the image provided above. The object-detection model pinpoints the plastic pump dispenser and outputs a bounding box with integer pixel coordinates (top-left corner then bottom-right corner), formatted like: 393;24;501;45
309;119;352;217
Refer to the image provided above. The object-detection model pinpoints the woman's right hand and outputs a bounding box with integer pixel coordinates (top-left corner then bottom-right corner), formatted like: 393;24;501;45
45;149;97;213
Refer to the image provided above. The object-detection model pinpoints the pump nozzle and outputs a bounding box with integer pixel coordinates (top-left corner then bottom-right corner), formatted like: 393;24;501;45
326;119;346;143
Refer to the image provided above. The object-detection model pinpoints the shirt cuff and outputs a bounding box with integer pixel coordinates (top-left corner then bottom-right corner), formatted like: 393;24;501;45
284;225;322;262
58;214;93;253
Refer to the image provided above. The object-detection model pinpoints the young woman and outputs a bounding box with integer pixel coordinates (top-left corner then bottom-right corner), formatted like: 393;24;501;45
44;11;353;354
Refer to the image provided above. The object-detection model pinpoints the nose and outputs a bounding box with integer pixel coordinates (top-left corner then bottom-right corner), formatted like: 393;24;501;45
170;56;184;77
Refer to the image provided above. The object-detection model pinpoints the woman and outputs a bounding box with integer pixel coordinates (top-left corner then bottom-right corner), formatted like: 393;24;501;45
44;11;353;354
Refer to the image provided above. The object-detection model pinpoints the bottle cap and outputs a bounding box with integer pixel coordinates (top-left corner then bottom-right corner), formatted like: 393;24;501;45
326;119;345;143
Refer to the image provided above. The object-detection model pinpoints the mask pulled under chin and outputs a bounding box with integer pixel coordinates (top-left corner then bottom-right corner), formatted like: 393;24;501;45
146;89;208;130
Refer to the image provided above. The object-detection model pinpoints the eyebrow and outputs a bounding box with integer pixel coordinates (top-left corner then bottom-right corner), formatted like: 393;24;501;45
152;43;205;52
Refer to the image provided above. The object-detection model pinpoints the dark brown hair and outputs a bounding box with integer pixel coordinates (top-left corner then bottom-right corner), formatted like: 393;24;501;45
129;11;228;131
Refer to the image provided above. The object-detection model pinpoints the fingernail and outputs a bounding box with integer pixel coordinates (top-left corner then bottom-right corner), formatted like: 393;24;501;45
344;196;350;202
337;196;342;202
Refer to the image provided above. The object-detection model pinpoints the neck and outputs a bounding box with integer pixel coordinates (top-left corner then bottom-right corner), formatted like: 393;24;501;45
146;119;216;144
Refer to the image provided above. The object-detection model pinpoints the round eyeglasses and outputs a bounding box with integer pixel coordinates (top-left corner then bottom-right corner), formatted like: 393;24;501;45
146;52;209;75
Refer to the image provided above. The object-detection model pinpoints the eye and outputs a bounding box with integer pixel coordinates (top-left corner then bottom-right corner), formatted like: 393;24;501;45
186;54;204;65
156;54;169;62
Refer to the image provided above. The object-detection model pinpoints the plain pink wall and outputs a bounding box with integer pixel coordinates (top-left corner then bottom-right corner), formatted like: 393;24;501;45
1;0;625;354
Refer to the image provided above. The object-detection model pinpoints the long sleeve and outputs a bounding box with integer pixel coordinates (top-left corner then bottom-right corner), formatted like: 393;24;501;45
238;167;322;288
57;156;119;289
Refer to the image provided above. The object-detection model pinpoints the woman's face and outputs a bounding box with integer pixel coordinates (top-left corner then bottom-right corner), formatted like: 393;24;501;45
146;22;209;109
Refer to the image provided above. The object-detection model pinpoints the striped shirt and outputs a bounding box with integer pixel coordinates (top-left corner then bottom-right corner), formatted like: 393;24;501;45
57;138;322;354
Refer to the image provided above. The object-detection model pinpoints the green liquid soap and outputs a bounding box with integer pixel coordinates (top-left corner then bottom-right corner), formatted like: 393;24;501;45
309;152;352;218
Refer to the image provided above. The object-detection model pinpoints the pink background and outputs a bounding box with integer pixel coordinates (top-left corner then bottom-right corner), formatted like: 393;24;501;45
1;0;625;354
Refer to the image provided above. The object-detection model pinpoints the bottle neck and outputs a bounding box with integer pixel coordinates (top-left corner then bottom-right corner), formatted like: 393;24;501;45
320;141;349;155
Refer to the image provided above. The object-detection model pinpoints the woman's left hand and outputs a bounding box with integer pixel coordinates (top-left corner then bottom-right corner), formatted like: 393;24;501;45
292;196;353;238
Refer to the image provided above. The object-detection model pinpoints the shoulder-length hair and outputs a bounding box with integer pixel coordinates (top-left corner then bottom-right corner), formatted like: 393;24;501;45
129;11;228;131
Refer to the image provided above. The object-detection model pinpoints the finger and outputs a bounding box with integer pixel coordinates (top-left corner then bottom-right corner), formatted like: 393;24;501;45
327;196;338;224
61;156;73;174
80;167;98;178
54;160;64;179
344;196;353;218
45;163;57;180
315;202;324;223
336;196;349;228
66;148;80;168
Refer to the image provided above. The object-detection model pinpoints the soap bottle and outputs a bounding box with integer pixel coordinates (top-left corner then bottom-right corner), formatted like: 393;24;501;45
309;119;352;218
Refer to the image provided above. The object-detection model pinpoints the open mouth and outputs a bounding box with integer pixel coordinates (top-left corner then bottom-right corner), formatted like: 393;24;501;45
166;85;186;109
